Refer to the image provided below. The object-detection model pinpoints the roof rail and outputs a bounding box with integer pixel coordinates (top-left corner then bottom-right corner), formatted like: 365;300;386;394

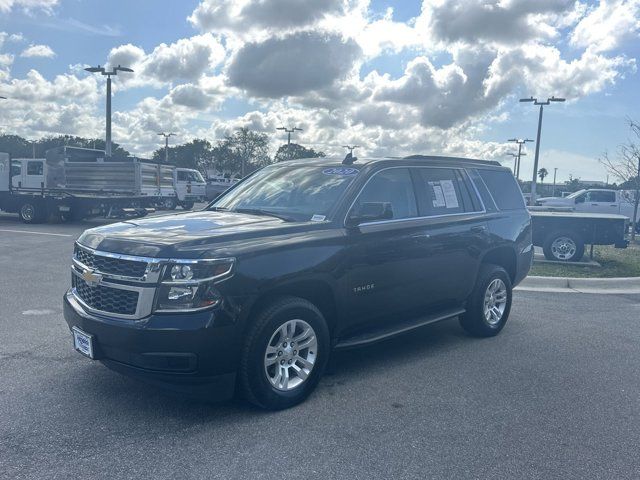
403;154;501;166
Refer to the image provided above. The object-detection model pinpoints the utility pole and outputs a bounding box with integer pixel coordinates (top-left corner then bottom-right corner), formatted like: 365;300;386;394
157;132;175;163
519;96;565;204
553;167;558;197
84;64;134;157
277;126;302;145
507;138;534;179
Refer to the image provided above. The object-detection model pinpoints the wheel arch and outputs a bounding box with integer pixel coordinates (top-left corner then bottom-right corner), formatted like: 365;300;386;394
480;246;517;283
243;279;338;337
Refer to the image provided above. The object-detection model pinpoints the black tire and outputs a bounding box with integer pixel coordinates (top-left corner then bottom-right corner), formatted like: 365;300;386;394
162;197;177;210
19;201;44;224
180;201;194;210
542;230;584;262
238;296;330;410
460;264;512;337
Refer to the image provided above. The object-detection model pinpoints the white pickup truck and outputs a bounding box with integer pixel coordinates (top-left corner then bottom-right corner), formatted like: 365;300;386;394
536;189;640;231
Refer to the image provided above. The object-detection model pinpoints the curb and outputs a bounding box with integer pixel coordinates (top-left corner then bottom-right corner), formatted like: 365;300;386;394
516;275;640;294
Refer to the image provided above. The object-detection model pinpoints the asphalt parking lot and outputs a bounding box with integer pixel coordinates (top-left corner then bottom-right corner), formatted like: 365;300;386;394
1;211;640;480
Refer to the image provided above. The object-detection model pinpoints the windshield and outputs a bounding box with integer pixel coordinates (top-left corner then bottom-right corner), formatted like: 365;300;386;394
566;189;586;199
210;165;360;221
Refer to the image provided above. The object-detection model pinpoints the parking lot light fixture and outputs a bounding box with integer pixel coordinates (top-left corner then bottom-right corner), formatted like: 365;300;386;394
84;64;134;157
158;132;176;163
519;96;566;204
507;138;534;179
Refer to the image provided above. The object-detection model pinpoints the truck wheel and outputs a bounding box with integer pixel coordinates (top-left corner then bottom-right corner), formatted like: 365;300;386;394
460;264;512;337
238;296;330;410
543;231;584;262
19;201;44;224
162;198;177;210
180;201;194;210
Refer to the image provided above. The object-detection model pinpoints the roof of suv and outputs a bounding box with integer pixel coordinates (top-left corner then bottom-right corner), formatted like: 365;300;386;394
275;155;503;169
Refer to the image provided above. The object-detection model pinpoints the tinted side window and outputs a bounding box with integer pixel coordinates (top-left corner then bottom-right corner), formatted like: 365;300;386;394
417;168;468;215
27;161;43;175
587;191;615;202
354;168;418;220
468;169;497;212
177;171;187;181
478;169;525;211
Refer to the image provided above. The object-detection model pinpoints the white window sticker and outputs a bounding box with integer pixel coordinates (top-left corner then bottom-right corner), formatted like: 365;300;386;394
440;180;459;208
311;214;326;222
429;182;446;208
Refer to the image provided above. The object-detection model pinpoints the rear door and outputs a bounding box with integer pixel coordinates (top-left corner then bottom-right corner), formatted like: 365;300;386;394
410;167;489;306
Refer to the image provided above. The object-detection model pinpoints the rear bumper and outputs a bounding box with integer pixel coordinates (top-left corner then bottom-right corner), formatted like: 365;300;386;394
63;291;238;401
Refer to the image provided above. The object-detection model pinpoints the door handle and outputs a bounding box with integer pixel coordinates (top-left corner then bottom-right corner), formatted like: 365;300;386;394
591;203;598;206
410;233;431;242
471;225;487;233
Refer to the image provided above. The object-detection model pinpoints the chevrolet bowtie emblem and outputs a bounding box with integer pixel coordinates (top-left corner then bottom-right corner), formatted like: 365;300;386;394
82;269;103;287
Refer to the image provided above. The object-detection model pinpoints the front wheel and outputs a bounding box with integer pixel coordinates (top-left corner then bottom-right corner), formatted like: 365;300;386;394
460;264;512;337
238;297;330;410
180;201;194;210
19;201;44;224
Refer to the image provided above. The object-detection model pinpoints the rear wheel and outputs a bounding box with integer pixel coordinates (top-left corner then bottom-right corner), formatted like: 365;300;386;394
543;231;584;262
19;201;44;224
460;264;512;337
238;296;329;410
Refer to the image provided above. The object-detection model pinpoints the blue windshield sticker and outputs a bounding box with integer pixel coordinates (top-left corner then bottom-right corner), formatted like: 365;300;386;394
322;167;359;176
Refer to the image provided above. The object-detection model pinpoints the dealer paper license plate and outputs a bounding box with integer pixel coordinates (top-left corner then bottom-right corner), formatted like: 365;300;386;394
72;327;95;359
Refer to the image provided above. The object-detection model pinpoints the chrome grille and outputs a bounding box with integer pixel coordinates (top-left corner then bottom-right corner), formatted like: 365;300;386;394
74;245;148;278
72;275;139;315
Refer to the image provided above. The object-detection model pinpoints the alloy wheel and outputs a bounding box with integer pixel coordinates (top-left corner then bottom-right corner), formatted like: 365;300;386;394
264;319;317;391
483;278;508;326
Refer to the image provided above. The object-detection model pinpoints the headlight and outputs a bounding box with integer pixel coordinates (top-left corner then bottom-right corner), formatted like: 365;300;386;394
154;258;234;312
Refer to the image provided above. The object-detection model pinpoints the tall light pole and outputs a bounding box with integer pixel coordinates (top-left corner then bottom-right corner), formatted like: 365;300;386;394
84;64;133;157
277;126;302;145
553;167;558;197
157;132;175;163
506;152;526;174
519;96;565;204
507;138;534;180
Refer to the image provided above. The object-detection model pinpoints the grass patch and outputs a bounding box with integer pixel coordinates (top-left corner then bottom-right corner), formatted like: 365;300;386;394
530;243;640;278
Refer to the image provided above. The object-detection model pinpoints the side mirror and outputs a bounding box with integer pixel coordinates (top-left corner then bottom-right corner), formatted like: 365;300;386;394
347;202;393;226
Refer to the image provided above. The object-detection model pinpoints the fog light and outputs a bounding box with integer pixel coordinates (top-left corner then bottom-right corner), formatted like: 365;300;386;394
167;286;195;301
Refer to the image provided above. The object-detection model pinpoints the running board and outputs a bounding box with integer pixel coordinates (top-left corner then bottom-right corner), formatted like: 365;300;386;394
334;307;465;350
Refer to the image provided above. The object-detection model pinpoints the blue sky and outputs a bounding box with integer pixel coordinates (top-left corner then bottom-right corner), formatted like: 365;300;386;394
1;0;639;182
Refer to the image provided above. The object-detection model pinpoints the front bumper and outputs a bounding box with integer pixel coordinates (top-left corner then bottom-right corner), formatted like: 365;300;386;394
63;291;238;401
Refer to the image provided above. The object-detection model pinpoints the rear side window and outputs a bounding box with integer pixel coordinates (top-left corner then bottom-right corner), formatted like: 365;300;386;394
477;169;525;211
417;168;478;215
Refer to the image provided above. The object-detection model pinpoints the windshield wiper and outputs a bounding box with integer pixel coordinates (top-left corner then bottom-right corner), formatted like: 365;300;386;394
233;208;294;222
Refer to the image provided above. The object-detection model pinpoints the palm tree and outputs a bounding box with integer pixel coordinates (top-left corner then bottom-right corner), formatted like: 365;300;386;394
538;167;549;184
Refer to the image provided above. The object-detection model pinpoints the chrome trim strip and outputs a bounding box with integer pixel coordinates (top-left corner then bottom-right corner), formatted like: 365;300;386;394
344;165;486;228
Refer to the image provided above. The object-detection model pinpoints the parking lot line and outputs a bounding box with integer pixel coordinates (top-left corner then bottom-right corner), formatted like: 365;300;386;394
0;228;72;237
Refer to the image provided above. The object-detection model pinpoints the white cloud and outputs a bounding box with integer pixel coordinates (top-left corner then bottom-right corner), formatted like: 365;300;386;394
20;44;55;58
570;0;640;53
0;0;58;14
107;33;226;88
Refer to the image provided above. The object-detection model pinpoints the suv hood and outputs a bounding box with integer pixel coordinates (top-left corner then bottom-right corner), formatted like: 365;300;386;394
77;210;306;257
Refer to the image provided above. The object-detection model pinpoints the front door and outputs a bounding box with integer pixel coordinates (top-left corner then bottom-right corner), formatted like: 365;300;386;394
23;160;45;189
575;190;617;214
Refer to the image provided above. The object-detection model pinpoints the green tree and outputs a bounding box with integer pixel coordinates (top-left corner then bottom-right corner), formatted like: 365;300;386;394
274;143;325;162
224;128;272;177
152;139;213;171
538;167;548;184
0;134;130;158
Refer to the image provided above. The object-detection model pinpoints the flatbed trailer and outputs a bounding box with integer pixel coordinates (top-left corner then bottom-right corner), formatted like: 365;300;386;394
530;210;629;262
0;148;173;223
